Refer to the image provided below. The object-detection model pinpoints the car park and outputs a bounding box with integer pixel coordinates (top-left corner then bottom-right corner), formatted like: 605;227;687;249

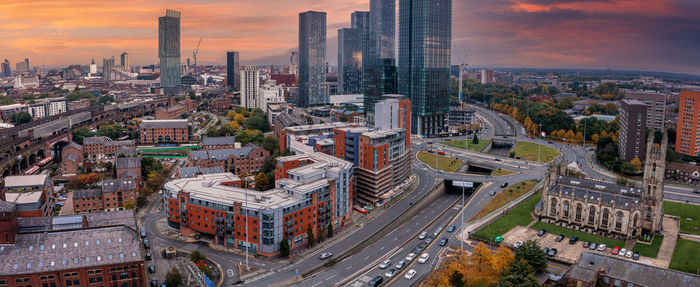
419;232;427;240
612;246;620;255
368;276;383;287
406;253;416;261
379;259;391;269
597;244;607;251
384;269;396;278
514;241;523;248
319;252;333;260
633;252;640;260
404;269;417;280
589;242;597;250
447;225;456;232
555;234;565;242
395;260;406;270
568;236;578;244
537;229;546;236
418;253;429;264
548;248;557;257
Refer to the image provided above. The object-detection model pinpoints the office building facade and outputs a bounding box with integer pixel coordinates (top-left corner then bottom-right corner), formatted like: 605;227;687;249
120;52;129;70
338;28;363;95
226;51;240;90
298;11;327;107
139;119;189;144
1;59;10;77
625;91;666;131
618;100;647;162
676;90;700;156
399;0;452;136
240;65;260;110
158;9;181;88
364;0;396;117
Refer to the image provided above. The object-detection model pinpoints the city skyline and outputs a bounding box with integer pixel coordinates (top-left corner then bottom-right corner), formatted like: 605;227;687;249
0;0;699;75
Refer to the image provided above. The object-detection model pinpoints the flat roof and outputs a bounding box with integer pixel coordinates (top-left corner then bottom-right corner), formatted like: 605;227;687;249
5;174;48;187
5;191;43;204
140;119;188;129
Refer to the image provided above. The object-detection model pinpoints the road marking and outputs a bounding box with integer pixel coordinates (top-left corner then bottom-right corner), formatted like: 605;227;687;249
380;246;385;251
311;282;323;287
364;255;370;260
346;266;353;271
326;275;336;281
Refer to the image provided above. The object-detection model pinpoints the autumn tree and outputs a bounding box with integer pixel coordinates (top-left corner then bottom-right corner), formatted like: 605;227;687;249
630;157;642;171
491;245;515;272
448;270;464;287
592;133;600;144
565;130;575;142
234;113;246;125
230;121;241;131
254;172;269;191
472;242;494;272
226;111;237;120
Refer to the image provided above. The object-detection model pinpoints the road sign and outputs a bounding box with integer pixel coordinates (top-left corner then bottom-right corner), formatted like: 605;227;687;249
453;181;473;188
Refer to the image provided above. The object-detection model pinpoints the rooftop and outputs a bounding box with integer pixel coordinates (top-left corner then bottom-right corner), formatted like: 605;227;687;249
189;143;261;161
140;119;188;129
73;189;102;200
5;174;48;187
285;122;349;133
101;178;136;193
202;136;236;146
178;166;224;179
4;192;43;205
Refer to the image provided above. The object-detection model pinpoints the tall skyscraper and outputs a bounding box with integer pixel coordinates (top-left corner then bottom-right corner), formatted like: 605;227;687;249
226;51;240;90
158;9;181;89
102;58;113;81
399;0;452;136
89;58;97;75
364;0;396;117
1;59;10;77
338;28;362;94
676;90;700;156
240;66;260;110
619;99;647;161
298;11;327;107
120;52;129;70
24;58;29;69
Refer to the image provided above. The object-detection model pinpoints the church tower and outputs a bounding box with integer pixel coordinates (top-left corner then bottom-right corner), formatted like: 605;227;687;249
641;131;666;233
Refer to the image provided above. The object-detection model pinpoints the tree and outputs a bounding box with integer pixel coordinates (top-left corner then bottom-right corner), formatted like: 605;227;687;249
564;130;575;142
491;245;515;272
78;173;101;185
136;194;147;207
141;157;163;175
14;112;33;125
495;259;540;287
72;127;95;144
592;133;600;144
317;225;325;241
235;129;264;146
226;111;237;120
472;133;479;145
472;242;494;271
630;157;642;171
165;267;183;287
123;200;136;210
97;122;125;140
246;108;269;131
235;106;248;117
513;240;547;273
448;270;464;287
230;121;241;131
327;224;333;237
262;134;279;153
279;238;290;257
190;250;205;263
254;172;269;191
306;224;314;247
233;113;246;125
0;96;13;105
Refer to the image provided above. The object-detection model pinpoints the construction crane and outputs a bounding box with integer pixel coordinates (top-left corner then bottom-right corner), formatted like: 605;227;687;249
193;38;202;79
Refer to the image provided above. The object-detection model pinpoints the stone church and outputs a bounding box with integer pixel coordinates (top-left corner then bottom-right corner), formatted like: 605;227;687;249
535;132;666;239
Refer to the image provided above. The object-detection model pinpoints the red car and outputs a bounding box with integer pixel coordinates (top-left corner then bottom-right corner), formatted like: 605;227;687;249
612;246;620;255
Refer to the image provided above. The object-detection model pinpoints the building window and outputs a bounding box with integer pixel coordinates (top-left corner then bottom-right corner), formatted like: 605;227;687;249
615;211;624;231
575;204;582;221
588;207;596;225
602;209;609;227
563;201;569;218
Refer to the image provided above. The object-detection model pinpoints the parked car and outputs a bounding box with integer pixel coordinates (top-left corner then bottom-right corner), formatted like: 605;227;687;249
514;241;523;249
694;190;700;194
447;225;456;232
625;250;633;258
582;241;590;248
425;236;433;244
619;248;628;256
148;265;156;273
368;276;384;287
378;259;391;269
150;280;159;287
140;227;147;238
384;269;396;278
548;248;558;257
568;236;578;245
395;260;406;270
612;246;620;255
418;253;429;264
404;269;417;280
494;236;504;243
633;252;640;260
418;232;427;240
555;234;565;242
439;237;449;246
143;239;150;250
145;252;152;261
597;244;607;251
433;228;442;236
319;252;333;260
406;253;416;261
589;242;598;250
537;229;546;236
543;247;550;255
500;182;508;188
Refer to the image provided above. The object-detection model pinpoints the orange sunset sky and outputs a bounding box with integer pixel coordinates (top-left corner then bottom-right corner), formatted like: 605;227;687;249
0;0;698;75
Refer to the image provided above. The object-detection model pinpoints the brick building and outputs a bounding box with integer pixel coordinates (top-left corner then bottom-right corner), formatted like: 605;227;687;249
83;137;136;159
676;90;700;156
0;210;146;287
163;152;353;256
665;162;700;186
139;119;189;144
188;143;269;175
72;178;137;213
116;156;142;186
3;175;54;218
618;99;647;162
60;142;83;175
68;98;91;111
201;136;238;150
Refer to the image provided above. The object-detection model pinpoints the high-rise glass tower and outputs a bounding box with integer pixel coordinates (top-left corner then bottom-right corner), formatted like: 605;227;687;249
120;52;129;70
1;59;10;77
158;9;181;89
370;0;395;60
298;11;327;107
364;0;397;118
226;51;240;90
338;28;362;94
399;0;452;136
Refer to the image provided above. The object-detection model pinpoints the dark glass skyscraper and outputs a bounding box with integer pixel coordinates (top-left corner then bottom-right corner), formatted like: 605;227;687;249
226;51;240;90
158;9;181;89
1;59;10;77
298;11;327;107
399;0;452;136
338;28;362;94
370;0;395;60
364;0;397;118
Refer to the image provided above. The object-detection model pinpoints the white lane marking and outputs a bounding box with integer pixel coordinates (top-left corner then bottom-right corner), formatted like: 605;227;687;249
326;274;336;281
346;265;353;271
311;282;322;287
364;255;370;260
380;246;385;251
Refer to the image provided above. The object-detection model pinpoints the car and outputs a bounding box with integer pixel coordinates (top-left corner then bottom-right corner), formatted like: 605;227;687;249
494;236;504;243
414;245;424;254
439;237;448;246
378;259;391;269
406;253;416;261
589;242;598;250
555;234;565;242
489;191;496;196
145;252;152;261
418;253;429;264
632;252;640;260
368;276;384;287
612;246;620;255
495;158;502;162
537;229;546;236
319;252;333;260
425;236;433;244
514;241;523;248
568;236;578;244
543;247;550;255
140;227;147;238
582;241;590;248
150;280;159;287
418;232;427;240
143;239;150;250
625;250;633;258
395;260;406;270
548;248;558;257
597;244;607;251
619;248;628;256
500;182;508;188
148;265;156;273
433;228;442;236
447;225;456;232
384;269;396;278
694;190;700;194
404;269;417;280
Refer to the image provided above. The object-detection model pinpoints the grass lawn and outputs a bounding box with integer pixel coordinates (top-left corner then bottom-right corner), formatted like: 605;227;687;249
669;239;700;274
492;168;517;176
513;141;561;163
471;193;541;241
632;236;663;258
443;139;491;152
470;181;536;221
530;222;625;248
663;201;700;235
417;151;464;172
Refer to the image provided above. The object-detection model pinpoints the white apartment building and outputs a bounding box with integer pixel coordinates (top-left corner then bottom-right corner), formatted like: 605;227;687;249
259;81;285;112
240;65;259;110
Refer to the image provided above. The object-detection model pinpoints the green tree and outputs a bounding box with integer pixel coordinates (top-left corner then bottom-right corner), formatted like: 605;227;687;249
448;270;464;287
327;224;333;237
72;127;95;144
190;250;205;263
123;200;136;210
141;157;163;175
279;238;290;257
165;267;183;287
0;96;13;105
13;112;33;125
262;134;279;154
317;225;325;241
136;194;147;207
235;106;248;117
97;122;125;140
254;172;269;191
472;133;479;145
246;108;269;131
98;95;115;104
513;240;547;273
495;259;539;287
306;224;314;247
235;129;264;146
